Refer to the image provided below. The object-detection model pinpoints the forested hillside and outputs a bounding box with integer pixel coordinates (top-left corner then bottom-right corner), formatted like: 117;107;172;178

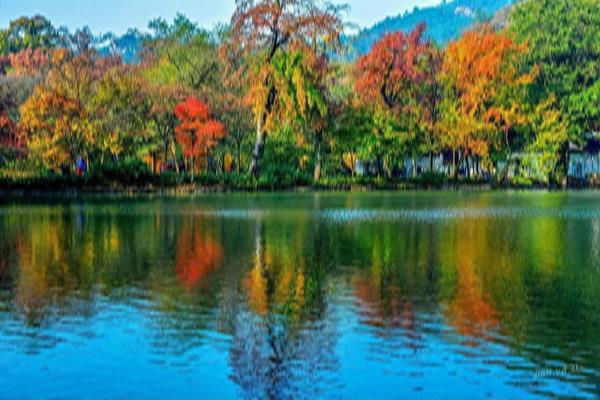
349;0;514;54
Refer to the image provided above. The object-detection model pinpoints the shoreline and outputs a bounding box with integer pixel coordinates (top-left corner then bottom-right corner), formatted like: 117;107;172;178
1;181;593;197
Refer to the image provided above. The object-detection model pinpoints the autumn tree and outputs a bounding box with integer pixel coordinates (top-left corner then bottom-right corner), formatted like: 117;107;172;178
263;42;335;181
19;39;120;170
144;83;190;173
0;47;54;164
440;25;535;178
290;52;330;181
174;97;226;181
227;0;345;176
355;23;429;112
7;48;52;77
355;23;432;176
207;68;254;174
0;75;38;161
0;112;23;162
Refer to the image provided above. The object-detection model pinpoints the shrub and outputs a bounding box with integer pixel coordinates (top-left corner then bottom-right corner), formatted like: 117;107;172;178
92;157;152;183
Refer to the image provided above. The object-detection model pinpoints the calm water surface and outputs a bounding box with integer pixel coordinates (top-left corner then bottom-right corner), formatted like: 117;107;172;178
0;192;599;399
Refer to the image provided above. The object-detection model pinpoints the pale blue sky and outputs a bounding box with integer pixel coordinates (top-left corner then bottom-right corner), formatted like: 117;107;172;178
0;0;442;34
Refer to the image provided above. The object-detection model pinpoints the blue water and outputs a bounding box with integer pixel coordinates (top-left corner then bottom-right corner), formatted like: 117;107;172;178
0;192;598;399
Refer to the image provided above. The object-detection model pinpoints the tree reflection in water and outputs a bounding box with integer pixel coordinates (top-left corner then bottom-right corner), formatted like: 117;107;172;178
0;194;598;399
175;217;223;289
229;217;340;399
445;219;498;343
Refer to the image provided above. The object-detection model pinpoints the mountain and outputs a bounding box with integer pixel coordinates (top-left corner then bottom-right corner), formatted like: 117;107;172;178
97;30;148;64
347;0;515;56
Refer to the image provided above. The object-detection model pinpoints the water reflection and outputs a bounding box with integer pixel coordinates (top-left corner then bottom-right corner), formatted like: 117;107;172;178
175;217;223;289
0;193;599;399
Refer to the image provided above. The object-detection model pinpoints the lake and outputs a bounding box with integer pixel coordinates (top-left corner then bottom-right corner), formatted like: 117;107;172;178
0;192;598;399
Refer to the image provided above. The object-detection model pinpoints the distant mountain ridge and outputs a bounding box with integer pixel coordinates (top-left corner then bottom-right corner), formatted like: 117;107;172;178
348;0;515;56
103;0;515;63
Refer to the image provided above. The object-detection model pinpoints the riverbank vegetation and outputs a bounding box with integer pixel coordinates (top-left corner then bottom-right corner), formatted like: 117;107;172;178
0;0;598;190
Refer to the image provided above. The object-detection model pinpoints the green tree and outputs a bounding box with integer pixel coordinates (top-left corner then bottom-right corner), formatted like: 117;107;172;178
0;15;59;55
93;64;150;164
510;0;600;178
144;14;220;94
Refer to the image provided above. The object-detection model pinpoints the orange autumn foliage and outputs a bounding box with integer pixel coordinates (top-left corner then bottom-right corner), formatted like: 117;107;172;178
174;97;226;158
446;222;499;342
175;220;223;289
441;25;535;158
0;113;23;150
7;48;52;77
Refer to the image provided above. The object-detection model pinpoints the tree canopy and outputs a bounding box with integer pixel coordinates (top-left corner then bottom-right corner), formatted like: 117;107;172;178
0;0;598;187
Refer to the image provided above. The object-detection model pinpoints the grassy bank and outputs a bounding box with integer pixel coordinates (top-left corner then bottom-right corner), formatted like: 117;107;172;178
1;170;563;195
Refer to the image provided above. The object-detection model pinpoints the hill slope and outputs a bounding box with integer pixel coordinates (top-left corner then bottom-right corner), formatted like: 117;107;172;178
348;0;515;55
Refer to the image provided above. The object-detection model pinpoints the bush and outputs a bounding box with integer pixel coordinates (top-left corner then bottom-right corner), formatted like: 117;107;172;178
410;171;448;186
92;157;152;183
509;175;534;188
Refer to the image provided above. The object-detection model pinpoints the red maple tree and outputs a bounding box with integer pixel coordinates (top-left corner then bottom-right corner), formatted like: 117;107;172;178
355;23;430;112
174;97;226;180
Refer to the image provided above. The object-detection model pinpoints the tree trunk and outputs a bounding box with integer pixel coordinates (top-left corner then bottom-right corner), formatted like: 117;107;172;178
173;145;180;174
191;156;195;183
412;156;417;178
376;153;384;178
452;149;457;179
237;140;242;174
429;152;434;172
314;130;323;182
559;140;570;188
249;122;266;176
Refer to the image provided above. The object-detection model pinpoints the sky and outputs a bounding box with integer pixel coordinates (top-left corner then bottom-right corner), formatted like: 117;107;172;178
0;0;443;34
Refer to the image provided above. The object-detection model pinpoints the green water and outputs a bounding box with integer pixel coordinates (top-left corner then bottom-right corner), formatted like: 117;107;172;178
0;192;598;399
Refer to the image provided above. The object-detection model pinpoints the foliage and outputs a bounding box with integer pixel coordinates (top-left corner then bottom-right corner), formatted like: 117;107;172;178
0;0;599;189
522;97;568;183
18;49;120;170
174;97;226;158
356;24;429;113
0;15;59;55
509;0;600;140
226;0;346;174
355;24;441;176
7;48;52;77
144;14;220;93
440;25;535;166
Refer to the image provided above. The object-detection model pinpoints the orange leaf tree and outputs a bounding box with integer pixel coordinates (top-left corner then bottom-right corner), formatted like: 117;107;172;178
7;48;52;77
441;25;535;178
174;97;226;181
18;44;121;170
226;0;345;175
0;113;24;160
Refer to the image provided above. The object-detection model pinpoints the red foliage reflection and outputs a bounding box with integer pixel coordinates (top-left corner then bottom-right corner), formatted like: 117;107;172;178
175;220;223;288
